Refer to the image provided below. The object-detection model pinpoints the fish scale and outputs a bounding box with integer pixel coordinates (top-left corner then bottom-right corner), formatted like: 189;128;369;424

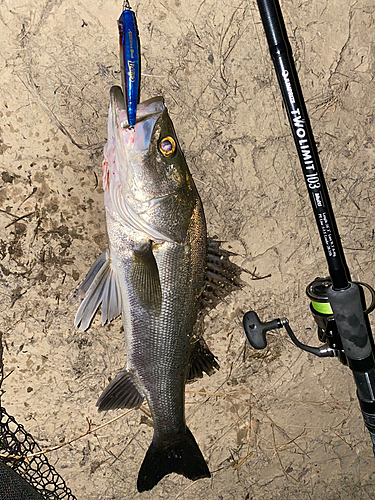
131;241;199;431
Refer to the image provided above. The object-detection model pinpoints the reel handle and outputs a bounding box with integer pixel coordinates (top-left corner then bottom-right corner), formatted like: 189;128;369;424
242;311;283;349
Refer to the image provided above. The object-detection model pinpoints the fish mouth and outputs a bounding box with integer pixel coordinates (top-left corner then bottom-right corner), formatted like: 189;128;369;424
111;86;165;124
110;86;164;151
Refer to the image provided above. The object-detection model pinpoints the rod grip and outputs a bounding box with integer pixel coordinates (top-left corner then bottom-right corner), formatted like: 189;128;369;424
326;283;372;361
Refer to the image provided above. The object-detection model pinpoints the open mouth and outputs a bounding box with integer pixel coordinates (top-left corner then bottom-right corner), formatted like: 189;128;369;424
109;86;165;153
110;86;164;128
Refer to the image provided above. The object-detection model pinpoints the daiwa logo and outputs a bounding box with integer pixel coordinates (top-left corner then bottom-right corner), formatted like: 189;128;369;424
282;69;295;104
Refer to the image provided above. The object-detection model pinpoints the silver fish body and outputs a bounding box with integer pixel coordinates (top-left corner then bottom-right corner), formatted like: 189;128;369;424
73;86;216;491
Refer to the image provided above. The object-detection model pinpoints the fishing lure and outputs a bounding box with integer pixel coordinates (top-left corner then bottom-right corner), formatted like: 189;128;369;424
118;1;140;128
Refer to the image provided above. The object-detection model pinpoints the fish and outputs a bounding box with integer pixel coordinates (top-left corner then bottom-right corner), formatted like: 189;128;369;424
71;85;224;492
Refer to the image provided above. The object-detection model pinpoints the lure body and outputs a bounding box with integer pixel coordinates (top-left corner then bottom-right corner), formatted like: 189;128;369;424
118;8;140;127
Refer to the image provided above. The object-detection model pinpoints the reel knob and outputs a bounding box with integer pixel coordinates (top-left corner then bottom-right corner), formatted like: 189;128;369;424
242;311;283;349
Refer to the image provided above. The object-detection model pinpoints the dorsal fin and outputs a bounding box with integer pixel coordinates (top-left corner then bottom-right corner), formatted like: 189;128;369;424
186;337;219;382
202;240;245;311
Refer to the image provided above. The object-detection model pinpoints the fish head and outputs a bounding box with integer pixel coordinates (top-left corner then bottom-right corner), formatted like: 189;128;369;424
103;86;198;243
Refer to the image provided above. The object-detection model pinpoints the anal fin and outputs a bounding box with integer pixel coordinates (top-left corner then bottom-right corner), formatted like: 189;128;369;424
96;369;144;411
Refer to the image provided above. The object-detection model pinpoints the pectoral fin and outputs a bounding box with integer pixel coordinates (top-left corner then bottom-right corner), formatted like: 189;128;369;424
96;369;144;411
130;241;162;312
72;249;122;331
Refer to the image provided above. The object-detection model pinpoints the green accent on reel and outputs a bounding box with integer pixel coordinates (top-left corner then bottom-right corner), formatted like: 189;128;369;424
311;300;333;315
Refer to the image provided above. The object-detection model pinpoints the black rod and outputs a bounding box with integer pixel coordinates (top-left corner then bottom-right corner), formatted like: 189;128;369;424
256;0;350;290
255;0;375;458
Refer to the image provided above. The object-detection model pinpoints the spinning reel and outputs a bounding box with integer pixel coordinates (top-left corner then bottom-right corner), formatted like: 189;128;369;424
243;277;375;365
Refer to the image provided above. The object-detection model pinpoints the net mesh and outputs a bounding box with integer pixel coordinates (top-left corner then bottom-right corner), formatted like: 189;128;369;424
0;459;45;500
0;407;78;500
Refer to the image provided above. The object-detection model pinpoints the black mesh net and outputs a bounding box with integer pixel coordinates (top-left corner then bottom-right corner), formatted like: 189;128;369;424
0;407;78;500
0;459;45;500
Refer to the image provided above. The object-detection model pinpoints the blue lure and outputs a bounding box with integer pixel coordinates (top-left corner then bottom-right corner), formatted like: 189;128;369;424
118;5;140;128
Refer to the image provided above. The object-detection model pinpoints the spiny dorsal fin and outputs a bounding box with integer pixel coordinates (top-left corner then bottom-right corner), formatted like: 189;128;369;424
96;369;144;411
202;240;245;311
130;240;162;312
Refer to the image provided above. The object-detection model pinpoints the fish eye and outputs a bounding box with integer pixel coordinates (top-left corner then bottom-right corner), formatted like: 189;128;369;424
159;136;176;157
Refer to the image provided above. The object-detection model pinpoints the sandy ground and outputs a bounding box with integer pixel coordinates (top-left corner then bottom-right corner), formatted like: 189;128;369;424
1;0;375;498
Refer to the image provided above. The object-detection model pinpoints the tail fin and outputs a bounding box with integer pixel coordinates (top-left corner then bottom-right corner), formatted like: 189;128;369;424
137;427;210;492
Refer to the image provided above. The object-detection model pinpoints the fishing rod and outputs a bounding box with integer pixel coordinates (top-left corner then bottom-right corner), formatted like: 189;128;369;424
242;0;375;455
